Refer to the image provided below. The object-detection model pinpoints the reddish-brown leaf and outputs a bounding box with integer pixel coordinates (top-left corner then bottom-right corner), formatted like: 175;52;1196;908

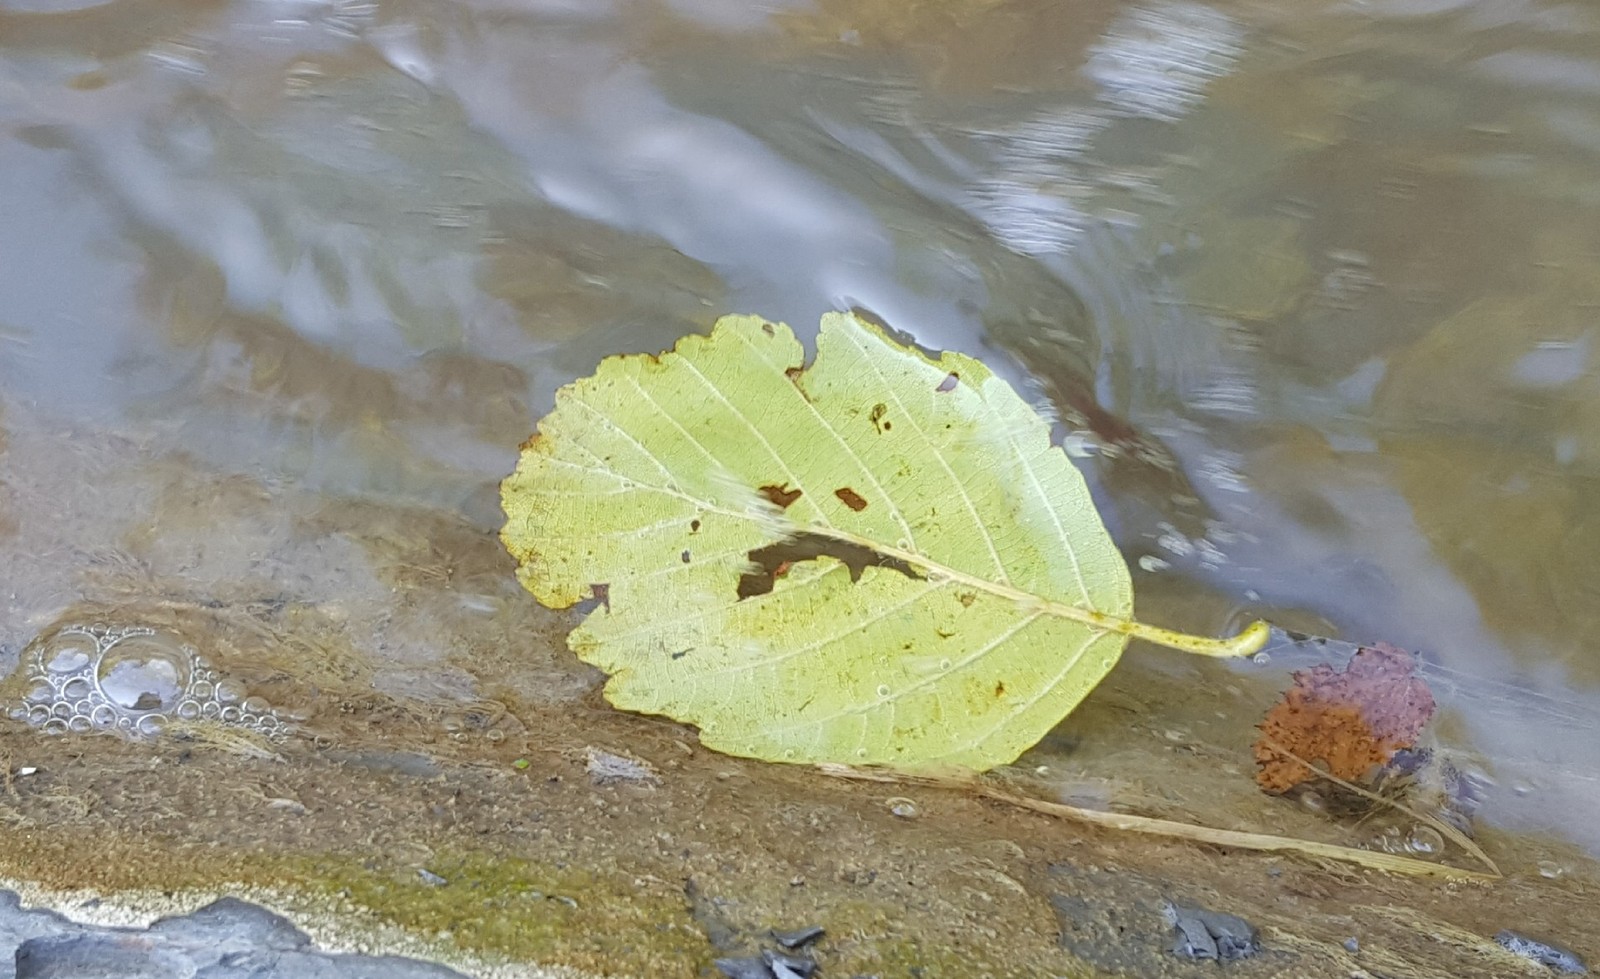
1253;642;1436;794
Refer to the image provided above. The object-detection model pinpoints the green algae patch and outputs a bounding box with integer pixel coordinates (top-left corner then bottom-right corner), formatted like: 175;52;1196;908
0;832;706;977
0;830;1096;979
279;852;708;976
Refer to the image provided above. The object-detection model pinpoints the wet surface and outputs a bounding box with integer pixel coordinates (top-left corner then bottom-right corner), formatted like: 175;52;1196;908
5;0;1600;971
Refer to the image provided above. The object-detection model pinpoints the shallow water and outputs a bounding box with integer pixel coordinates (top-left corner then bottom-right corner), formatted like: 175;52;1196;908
4;0;1600;955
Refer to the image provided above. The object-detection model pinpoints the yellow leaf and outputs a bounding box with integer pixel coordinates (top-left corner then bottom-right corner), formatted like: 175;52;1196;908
501;312;1267;770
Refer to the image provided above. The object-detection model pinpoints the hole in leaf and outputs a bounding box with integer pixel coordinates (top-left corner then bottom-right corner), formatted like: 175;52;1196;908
737;532;922;599
834;487;868;511
758;483;804;509
574;582;611;614
937;372;959;393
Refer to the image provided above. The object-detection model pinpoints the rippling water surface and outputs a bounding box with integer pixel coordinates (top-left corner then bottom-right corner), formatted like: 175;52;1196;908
5;0;1600;880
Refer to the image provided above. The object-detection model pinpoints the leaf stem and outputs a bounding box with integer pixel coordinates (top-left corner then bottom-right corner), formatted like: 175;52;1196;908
825;527;1272;659
1077;613;1272;658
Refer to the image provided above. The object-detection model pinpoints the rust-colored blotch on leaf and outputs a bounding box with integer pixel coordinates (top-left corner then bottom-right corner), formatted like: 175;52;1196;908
1253;642;1436;794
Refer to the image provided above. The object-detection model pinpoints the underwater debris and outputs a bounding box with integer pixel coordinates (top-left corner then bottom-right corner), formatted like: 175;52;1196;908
1253;642;1435;795
1496;930;1588;975
715;957;775;979
713;946;821;979
584;746;661;785
771;926;825;950
1166;902;1259;962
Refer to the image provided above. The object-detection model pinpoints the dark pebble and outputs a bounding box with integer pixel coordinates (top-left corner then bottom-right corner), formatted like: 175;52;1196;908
1167;903;1260;962
715;955;776;979
763;947;819;978
771;925;825;950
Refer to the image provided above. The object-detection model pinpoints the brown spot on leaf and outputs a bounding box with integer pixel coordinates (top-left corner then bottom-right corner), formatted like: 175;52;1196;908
1253;642;1436;795
994;681;1006;698
690;519;701;533
937;372;959;393
758;483;803;509
834;487;868;511
681;550;691;563
869;403;888;434
958;592;975;607
761;322;776;337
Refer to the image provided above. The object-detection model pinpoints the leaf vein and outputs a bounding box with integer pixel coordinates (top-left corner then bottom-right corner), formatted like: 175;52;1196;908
832;324;1009;583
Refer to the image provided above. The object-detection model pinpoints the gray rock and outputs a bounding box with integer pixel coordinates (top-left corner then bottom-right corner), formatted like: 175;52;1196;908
0;891;82;977
1167;902;1260;962
0;891;472;979
16;933;190;979
770;926;824;950
148;898;312;952
714;956;775;979
762;948;817;979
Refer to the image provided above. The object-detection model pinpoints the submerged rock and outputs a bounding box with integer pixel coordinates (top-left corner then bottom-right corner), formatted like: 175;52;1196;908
1496;930;1588;975
770;925;824;950
1166;902;1260;962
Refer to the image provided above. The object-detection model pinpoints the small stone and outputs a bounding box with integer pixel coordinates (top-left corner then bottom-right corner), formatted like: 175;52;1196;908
886;797;919;818
1167;902;1259;961
417;869;448;887
714;955;774;979
585;746;661;785
771;925;825;949
762;948;818;978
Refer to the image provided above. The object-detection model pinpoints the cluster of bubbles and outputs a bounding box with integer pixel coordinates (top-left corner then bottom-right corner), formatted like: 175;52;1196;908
9;624;288;742
1366;821;1446;859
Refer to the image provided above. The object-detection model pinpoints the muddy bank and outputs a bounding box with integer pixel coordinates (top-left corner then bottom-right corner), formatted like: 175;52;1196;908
0;696;1593;978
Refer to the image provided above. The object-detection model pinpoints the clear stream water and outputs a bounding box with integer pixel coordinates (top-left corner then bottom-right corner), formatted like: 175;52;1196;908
3;0;1600;876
